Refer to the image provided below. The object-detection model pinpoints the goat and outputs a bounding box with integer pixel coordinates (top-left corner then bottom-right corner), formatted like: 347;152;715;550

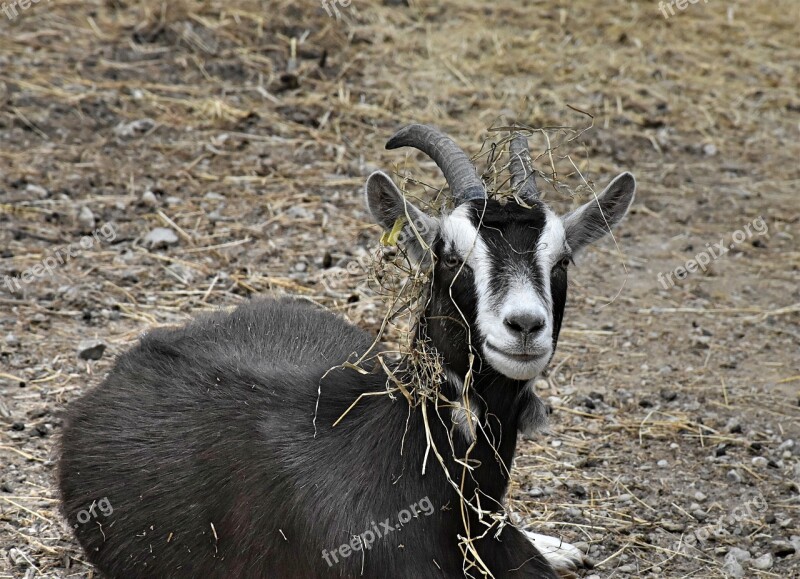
59;124;635;578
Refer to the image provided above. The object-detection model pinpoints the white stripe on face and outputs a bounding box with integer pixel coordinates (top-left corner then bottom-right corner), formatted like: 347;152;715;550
440;204;567;381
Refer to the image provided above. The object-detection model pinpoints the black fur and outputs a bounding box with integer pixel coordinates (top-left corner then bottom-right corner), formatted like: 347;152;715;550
59;297;558;578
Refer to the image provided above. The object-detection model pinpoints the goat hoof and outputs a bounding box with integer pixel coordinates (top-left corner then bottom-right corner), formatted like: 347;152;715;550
522;530;590;574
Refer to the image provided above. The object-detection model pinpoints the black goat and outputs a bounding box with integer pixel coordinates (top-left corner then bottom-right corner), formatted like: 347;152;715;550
59;124;635;578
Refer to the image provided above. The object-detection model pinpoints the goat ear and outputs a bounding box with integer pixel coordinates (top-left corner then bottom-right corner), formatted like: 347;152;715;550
563;172;635;253
365;171;438;261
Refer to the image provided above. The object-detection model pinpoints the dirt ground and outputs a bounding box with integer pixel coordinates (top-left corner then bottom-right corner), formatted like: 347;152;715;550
0;0;798;577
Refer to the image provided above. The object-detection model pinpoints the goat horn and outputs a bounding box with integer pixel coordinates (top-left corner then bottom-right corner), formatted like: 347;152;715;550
386;124;486;203
509;134;540;202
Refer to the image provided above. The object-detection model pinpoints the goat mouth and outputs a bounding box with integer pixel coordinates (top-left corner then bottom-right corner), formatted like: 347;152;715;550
485;342;545;363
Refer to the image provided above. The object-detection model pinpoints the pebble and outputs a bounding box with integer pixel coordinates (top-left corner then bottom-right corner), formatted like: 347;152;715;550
694;491;707;502
8;547;28;567
771;540;796;557
660;389;677;402
778;439;794;452
528;487;544;498
78;206;95;230
657;459;669;468
114;118;156;138
722;560;744;578
574;541;590;554
5;333;19;347
78;340;106;361
727;469;743;483
726;547;751;562
692;509;708;522
751;456;768;469
141;190;158;207
25;184;48;198
143;227;179;249
750;553;773;570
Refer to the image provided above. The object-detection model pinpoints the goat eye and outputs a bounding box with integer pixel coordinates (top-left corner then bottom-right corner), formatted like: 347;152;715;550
555;256;571;270
443;254;463;269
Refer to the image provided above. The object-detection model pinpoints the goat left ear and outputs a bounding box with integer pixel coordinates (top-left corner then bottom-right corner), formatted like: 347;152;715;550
364;171;439;262
563;172;635;253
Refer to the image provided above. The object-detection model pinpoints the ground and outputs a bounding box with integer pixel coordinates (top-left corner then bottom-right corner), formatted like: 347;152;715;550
0;0;798;577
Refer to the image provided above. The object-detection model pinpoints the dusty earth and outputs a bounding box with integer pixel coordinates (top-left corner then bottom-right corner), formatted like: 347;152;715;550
0;0;798;577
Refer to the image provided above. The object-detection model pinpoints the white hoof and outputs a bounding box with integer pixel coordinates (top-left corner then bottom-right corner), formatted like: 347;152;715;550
522;530;585;571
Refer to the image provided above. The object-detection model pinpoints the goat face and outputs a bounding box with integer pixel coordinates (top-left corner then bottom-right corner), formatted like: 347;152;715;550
366;169;635;381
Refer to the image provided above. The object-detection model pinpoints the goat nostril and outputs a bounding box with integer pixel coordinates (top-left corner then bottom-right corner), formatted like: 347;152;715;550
504;313;545;336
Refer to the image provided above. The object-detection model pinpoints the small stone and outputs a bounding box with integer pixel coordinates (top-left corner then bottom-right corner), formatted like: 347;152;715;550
617;564;636;573
77;206;95;230
11;422;25;431
660;389;678;402
751;456;768;469
114;118;156;138
771;540;796;557
141;190;158;207
8;547;28;567
692;509;708;522
528;487;544;498
703;143;718;156
78;341;106;361
5;333;19;347
143;227;179;249
574;541;590;554
726;547;751;563
294;261;308;272
694;491;707;502
661;521;686;533
727;469;743;483
750;553;773;570
657;459;669;468
25;184;49;198
778;439;794;452
721;560;744;578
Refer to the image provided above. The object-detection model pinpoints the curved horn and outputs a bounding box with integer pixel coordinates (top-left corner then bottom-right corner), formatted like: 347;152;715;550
386;124;486;203
509;135;540;202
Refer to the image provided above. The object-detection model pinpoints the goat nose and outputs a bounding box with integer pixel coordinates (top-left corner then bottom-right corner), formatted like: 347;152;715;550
504;312;545;336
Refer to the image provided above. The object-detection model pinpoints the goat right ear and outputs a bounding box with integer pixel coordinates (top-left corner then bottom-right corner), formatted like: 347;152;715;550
365;171;438;262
